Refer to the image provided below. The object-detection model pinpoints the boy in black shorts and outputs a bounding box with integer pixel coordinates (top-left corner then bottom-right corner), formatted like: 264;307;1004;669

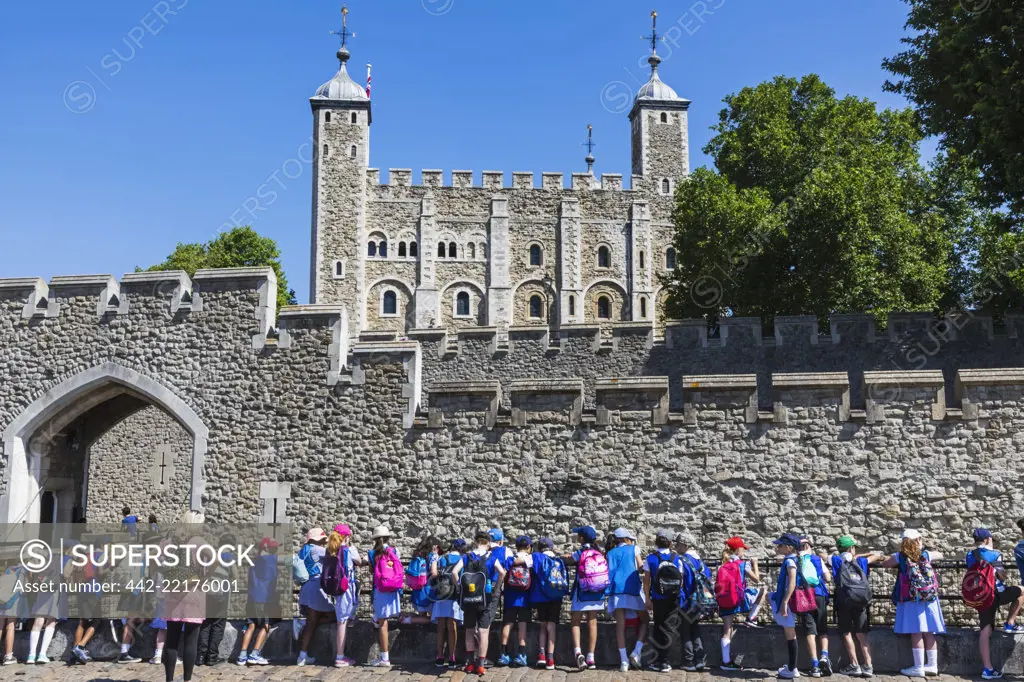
498;536;533;666
531;537;564;670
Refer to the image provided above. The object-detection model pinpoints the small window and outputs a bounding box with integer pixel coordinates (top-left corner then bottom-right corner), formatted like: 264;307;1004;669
660;112;668;123
479;242;486;259
456;291;470;317
351;112;358;124
468;243;476;259
398;242;407;258
382;290;397;315
597;296;611;319
665;247;676;270
597;245;611;268
529;244;542;266
529;295;543;319
639;251;645;269
368;241;377;257
410;241;418;257
325;112;331;123
568;295;576;317
448;242;457;258
379;241;388;258
350;145;357;158
323;144;329;157
333;260;345;278
662;178;671;195
437;242;446;258
640;297;648;318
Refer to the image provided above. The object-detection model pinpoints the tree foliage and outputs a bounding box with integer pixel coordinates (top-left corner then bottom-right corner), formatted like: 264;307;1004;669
664;75;960;323
883;0;1024;221
141;226;296;310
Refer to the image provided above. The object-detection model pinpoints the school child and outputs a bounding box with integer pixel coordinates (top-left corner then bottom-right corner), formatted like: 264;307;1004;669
1015;519;1024;578
236;537;280;666
461;529;506;674
26;547;68;665
530;537;567;669
323;524;360;667
0;559;28;665
566;525;607;670
197;535;237;666
798;535;833;676
498;535;533;667
881;529;945;677
644;528;684;672
831;535;883;677
964;528;1024;679
432;538;466;668
369;525;404;667
117;619;144;663
401;536;439;626
607;528;648;672
715;536;763;671
148;514;159;534
121;505;140;539
297;528;331;666
675;532;712;672
770;533;802;679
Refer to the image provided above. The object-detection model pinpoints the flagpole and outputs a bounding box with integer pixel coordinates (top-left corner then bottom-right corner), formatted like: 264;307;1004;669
366;63;372;98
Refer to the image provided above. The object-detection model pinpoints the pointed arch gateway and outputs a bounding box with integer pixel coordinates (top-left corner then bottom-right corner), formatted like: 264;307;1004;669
1;362;208;523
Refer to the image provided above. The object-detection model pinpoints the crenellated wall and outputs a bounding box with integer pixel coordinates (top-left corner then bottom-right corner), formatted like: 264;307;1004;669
2;267;1024;560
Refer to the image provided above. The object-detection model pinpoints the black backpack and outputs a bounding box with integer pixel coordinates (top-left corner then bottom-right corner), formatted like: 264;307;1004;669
429;554;458;601
654;552;683;598
836;557;872;607
460;552;488;608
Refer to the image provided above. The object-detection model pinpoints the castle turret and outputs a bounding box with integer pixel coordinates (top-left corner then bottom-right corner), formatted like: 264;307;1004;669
309;6;371;334
629;11;690;195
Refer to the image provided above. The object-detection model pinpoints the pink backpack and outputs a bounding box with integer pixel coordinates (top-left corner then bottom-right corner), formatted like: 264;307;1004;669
577;548;610;592
374;546;404;592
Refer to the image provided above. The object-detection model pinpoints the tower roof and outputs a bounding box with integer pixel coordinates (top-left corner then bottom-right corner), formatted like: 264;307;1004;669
312;7;368;102
631;11;689;113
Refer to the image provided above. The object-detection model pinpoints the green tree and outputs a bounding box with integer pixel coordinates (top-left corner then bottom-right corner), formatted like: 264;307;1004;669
883;0;1024;221
141;226;296;310
664;75;955;324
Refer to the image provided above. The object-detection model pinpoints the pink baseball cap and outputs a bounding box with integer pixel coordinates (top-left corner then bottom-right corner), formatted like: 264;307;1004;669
306;528;327;542
334;523;353;537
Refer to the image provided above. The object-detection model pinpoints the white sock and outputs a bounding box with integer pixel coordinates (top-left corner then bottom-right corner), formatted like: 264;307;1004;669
721;639;731;663
29;630;39;657
154;647;163;659
40;626;55;657
121;643;130;654
632;641;644;657
299;650;307;658
252;647;261;656
912;648;925;668
618;647;628;663
574;647;582;656
748;590;763;620
381;651;390;662
926;649;937;669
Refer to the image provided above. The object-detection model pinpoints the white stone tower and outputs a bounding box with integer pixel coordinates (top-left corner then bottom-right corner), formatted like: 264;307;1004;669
309;6;371;332
629;11;690;195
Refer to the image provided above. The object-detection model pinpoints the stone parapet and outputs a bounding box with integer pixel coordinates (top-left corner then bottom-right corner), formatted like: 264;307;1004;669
509;378;584;426
771;371;851;422
682;374;758;424
863;369;945;422
956;368;1024;420
426;380;501;428
595;376;669;425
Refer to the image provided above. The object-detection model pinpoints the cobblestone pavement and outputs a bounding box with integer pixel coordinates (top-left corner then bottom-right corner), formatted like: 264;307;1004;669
0;661;997;682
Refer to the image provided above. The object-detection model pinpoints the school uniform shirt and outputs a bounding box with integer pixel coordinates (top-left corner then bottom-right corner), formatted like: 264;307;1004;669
529;549;560;603
504;551;533;608
248;553;279;604
830;552;870;591
965;547;1006;591
121;515;139;537
571;544;607;609
607;544;643;596
772;553;799;609
646;548;683;600
680;549;711;609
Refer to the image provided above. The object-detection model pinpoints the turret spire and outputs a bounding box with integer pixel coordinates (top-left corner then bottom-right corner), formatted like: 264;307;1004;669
582;124;596;174
331;5;356;64
642;10;662;76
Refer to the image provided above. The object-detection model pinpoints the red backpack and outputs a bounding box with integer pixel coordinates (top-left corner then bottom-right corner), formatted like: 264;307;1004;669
715;560;744;609
962;549;996;611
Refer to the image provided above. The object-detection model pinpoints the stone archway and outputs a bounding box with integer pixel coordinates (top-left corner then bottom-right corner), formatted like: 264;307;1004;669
2;362;208;523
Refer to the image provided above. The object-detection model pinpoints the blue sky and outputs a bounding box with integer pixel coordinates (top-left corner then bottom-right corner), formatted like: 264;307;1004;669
0;1;919;303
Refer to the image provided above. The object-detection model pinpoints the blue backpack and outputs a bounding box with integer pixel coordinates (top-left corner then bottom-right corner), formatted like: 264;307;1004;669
1014;540;1024;577
291;554;309;586
535;554;570;600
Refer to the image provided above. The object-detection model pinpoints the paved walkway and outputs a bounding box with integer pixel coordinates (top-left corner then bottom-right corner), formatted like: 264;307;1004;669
0;661;989;682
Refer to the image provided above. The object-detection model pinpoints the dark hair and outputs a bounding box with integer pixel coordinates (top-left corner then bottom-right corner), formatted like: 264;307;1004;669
604;533;618;553
122;506;131;516
655;536;671;549
219;534;237;546
414;536;437;559
148;514;157;524
1017;518;1024;534
474;530;489;544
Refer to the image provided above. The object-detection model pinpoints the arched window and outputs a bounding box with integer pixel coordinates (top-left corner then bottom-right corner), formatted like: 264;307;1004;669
325;112;331;123
448;242;457;258
350;145;357;158
597;245;611;268
351;112;358;124
640;297;648;318
468;243;476;259
409;241;418;257
368;241;377;257
597;296;611;319
529;244;542;266
639;250;645;269
660;112;668;123
662;178;671;195
322;144;329;157
437;242;446;258
382;290;397;316
665;247;676;270
379;241;388;258
480;242;487;259
398;242;407;258
529;295;543;319
568;295;576;317
334;260;345;278
455;291;470;317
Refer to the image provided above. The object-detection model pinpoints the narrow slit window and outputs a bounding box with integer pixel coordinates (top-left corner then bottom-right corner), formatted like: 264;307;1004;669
351;112;358;124
448;242;457;258
598;245;611;268
665;247;676;270
410;241;418;257
398;242;407;258
529;295;543;319
437;242;446;258
529;244;542;266
382;290;397;315
568;295;576;317
597;296;611;319
368;241;377;257
325;112;331;123
456;292;470;316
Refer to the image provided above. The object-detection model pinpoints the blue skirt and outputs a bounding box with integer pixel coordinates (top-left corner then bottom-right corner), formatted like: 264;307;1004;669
895;600;946;634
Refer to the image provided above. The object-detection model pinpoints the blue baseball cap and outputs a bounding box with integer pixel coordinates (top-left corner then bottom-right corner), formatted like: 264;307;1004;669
515;535;532;547
537;537;554;550
451;538;467;550
572;526;598;542
488;528;504;542
973;528;992;542
773;533;802;548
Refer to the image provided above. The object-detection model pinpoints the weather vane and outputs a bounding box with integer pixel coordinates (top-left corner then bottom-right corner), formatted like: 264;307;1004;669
643;10;659;55
582;124;596;173
331;6;355;49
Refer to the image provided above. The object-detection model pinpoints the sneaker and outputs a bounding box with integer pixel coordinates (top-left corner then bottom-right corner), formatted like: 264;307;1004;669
924;666;939;677
576;652;586;670
629;652;643;670
546;657;555;671
620;661;630;673
536;653;547;668
779;666;801;679
36;655;50;665
235;655;248;666
497;653;510;666
696;663;707;671
448;657;457;668
820;656;833;677
70;648;87;664
335;658;350;668
721;661;743;671
297;652;316;666
514;654;528;668
465;662;477;673
475;664;487;675
900;666;926;677
248;654;269;666
839;664;862;676
586;656;596;670
810;666;822;678
742;620;764;629
982;669;1004;680
342;656;356;666
435;657;446;668
118;653;141;664
861;665;874;678
1004;623;1023;634
482;658;493;668
371;657;392;668
25;655;35;665
1;654;13;666
683;665;698;672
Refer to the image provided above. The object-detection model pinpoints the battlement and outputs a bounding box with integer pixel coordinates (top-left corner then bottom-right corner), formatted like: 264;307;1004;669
365;168;633;192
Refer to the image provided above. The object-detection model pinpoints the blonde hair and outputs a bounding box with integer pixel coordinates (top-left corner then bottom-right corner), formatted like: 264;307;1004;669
721;545;734;565
901;537;922;563
326;531;343;557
